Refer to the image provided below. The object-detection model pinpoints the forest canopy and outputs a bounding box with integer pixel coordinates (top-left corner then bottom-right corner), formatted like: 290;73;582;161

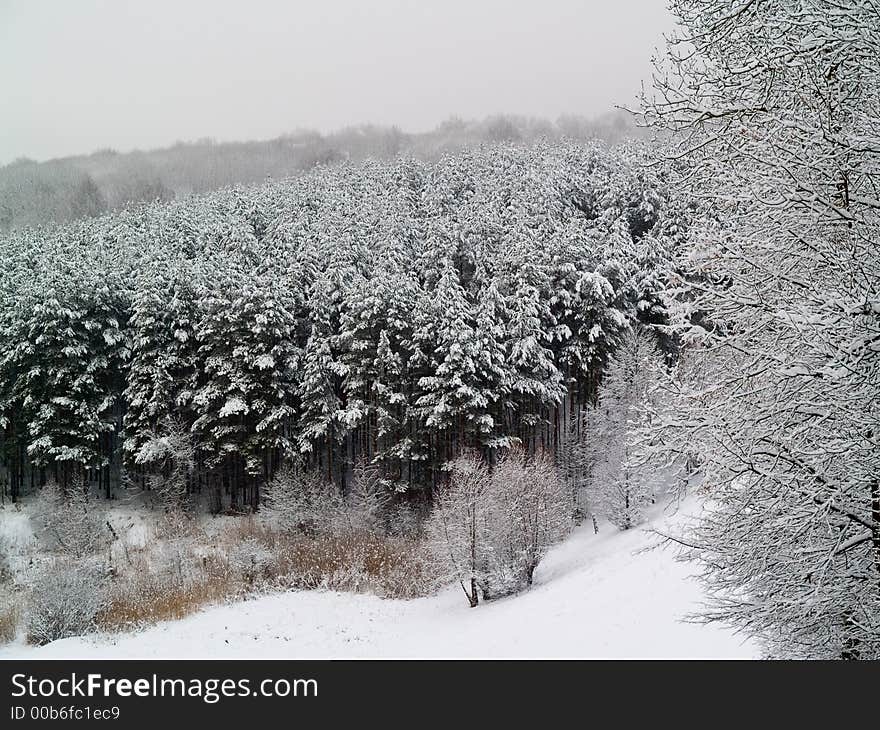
0;139;686;508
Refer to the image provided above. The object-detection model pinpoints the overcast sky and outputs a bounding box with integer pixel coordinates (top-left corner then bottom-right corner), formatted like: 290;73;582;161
0;0;671;164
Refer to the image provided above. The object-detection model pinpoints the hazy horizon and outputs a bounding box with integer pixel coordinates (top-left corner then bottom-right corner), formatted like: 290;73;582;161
0;0;671;165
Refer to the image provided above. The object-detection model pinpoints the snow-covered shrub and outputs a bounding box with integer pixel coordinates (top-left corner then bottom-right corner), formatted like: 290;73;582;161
31;481;107;557
481;448;572;598
338;458;392;535
26;562;108;645
260;462;344;535
385;502;425;539
226;536;274;585
427;448;573;605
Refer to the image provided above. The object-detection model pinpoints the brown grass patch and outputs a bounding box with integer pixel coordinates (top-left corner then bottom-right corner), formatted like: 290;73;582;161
95;514;434;633
97;567;241;631
0;599;19;644
224;520;435;599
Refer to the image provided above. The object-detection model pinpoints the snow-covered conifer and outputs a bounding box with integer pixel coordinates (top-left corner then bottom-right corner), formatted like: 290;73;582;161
588;327;663;530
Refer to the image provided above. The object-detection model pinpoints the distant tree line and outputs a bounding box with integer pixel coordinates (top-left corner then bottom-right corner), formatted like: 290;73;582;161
0;112;647;232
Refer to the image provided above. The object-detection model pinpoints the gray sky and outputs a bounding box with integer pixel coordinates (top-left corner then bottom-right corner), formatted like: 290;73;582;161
0;0;671;164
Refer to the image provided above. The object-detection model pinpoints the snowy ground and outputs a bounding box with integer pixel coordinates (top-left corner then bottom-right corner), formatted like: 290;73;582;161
0;497;756;659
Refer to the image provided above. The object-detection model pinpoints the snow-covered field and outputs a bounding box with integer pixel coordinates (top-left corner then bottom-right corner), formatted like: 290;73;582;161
0;498;756;659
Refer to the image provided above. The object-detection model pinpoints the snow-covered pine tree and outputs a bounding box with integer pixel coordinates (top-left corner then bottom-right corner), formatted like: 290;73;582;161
502;260;566;436
296;267;348;467
7;248;128;489
561;266;630;396
588;326;663;530
412;260;506;457
334;251;421;477
191;251;299;508
123;257;200;497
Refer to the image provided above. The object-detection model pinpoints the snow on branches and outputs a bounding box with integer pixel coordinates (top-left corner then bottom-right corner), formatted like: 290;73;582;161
643;0;880;658
0;140;686;506
426;448;572;607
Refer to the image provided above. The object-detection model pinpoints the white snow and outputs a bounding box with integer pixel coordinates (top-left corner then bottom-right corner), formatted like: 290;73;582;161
219;396;249;417
0;497;756;659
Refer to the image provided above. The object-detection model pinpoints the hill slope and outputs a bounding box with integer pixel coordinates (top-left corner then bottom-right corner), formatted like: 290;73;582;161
1;498;756;659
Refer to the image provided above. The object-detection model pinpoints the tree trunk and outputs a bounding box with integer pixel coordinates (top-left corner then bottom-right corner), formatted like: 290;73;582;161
872;478;880;590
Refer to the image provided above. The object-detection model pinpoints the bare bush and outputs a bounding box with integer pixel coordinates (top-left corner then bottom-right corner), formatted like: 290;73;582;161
26;563;108;645
260;462;344;535
427;448;573;606
338;457;392;535
226;536;274;586
385;502;425;539
31;482;107;557
482;448;573;598
154;508;201;541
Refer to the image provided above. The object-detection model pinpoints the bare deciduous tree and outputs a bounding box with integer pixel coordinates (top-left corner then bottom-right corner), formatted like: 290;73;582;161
426;451;490;607
642;0;880;658
484;447;572;597
426;448;572;607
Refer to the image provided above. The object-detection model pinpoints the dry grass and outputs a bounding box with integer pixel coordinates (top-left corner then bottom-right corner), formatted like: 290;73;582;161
97;557;241;631
274;532;434;598
97;575;236;630
91;512;435;633
0;598;19;644
221;516;435;598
